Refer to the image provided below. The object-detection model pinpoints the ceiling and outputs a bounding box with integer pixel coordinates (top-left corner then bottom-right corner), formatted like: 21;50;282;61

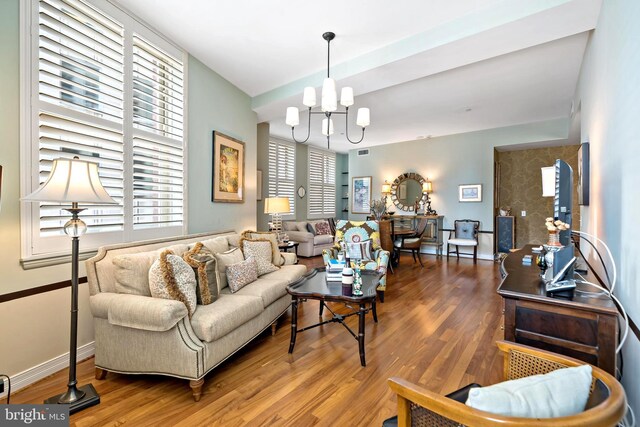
113;0;602;152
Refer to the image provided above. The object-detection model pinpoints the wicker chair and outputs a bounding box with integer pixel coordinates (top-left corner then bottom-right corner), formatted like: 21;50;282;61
386;341;626;427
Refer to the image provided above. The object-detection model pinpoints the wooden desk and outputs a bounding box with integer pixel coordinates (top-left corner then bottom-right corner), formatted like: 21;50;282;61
498;245;618;375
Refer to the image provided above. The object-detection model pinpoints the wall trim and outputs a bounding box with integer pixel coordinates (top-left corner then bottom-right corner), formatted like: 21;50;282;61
0;277;87;303
0;342;95;400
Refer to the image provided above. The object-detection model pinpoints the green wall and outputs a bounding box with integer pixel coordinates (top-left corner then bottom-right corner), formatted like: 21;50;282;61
574;0;640;414
0;0;257;386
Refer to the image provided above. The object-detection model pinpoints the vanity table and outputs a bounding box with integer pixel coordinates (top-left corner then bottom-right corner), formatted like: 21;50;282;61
498;245;618;375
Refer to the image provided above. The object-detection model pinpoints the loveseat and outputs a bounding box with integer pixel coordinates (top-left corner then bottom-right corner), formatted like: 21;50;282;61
282;219;335;257
86;230;306;401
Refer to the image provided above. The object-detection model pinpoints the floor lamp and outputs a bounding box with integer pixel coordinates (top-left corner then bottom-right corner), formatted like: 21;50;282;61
23;157;116;413
264;197;290;242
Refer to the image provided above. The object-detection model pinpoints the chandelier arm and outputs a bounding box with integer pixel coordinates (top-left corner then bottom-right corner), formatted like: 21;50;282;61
344;107;366;144
291;107;312;144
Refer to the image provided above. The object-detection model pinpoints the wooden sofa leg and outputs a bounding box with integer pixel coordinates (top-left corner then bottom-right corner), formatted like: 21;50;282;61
95;367;107;380
190;379;204;402
271;320;277;336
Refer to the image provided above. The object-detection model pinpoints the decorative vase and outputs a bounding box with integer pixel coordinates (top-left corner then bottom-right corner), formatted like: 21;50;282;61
547;230;562;246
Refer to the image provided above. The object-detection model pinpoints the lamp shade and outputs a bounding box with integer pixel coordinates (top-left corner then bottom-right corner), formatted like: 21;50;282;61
321;118;334;136
23;157;116;204
264;197;291;214
381;180;391;195
340;87;354;107
541;166;555;197
303;87;317;107
321;78;337;112
286;107;300;126
422;181;433;193
356;107;370;127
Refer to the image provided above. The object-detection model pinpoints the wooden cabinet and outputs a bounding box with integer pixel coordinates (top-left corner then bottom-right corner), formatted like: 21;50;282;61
422;215;444;257
498;246;618;375
495;215;515;253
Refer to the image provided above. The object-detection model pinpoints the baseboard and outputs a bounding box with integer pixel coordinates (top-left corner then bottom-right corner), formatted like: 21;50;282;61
0;341;95;400
417;246;494;261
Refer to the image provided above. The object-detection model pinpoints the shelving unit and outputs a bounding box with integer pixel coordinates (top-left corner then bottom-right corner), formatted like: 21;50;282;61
341;171;349;219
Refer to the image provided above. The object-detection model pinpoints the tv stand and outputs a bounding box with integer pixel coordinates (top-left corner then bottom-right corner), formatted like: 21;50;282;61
498;245;618;375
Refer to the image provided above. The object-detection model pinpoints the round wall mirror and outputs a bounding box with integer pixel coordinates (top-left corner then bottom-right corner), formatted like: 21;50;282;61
390;172;426;212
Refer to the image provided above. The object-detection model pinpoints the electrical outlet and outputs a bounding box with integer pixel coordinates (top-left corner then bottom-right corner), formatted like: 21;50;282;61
521;211;526;217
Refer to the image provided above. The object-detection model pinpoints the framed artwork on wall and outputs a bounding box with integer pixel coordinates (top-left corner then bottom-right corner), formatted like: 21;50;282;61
459;184;482;202
212;131;245;203
578;142;590;205
352;176;372;214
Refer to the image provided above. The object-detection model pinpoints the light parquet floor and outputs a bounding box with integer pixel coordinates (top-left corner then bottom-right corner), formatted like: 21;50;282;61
6;253;505;426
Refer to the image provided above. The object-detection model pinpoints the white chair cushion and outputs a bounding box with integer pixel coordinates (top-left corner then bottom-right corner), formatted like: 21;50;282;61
465;364;592;418
394;237;421;247
448;238;478;246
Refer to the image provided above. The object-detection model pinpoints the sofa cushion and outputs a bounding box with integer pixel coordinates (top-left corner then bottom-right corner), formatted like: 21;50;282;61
227;257;259;292
202;236;229;254
283;221;303;232
347;239;373;260
306;223;316;235
226;234;241;248
260;264;307;285
296;222;310;232
220;277;287;308
314;220;332;235
148;250;197;318
190;294;264;342
213;247;244;291
112;243;189;296
182;242;219;305
240;239;279;276
314;234;334;245
241;231;282;265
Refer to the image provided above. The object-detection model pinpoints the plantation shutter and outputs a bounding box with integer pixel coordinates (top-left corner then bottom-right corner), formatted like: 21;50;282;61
268;140;295;216
36;0;125;238
308;148;335;218
132;35;184;229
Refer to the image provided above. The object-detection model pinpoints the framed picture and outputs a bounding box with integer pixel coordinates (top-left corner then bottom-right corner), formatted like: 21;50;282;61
256;169;263;201
459;184;482;202
212;131;245;203
352;176;372;214
578;142;589;205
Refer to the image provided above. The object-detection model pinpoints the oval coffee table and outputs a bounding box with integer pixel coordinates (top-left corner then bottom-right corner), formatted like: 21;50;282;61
286;268;381;366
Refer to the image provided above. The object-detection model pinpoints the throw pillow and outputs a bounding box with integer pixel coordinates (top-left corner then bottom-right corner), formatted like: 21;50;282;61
346;239;373;261
314;220;331;235
227;257;258;292
148;250;197;318
201;236;229;254
213;247;245;291
465;364;592;418
306;223;316;235
182;242;219;305
240;238;280;276
241;231;282;265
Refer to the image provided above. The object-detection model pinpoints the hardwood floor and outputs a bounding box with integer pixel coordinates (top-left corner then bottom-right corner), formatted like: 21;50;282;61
6;254;504;426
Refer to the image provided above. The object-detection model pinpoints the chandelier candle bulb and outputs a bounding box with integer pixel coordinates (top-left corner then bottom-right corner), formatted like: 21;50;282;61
285;107;300;126
303;87;317;107
321;118;334;136
356;107;370;127
321;78;337;112
340;87;354;106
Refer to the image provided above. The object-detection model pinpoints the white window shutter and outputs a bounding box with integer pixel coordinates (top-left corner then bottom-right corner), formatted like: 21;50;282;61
308;148;336;218
268;140;296;216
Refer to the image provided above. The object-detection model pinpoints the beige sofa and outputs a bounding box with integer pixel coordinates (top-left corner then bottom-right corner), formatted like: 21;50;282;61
86;230;306;401
282;219;335;257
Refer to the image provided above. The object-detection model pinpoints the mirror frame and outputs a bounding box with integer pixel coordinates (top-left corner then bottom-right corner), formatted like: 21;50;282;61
390;172;427;212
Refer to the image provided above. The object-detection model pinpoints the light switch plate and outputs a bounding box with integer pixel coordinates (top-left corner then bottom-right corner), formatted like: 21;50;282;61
521;211;526;217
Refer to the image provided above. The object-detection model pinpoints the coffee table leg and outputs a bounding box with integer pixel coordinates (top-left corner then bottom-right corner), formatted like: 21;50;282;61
372;299;378;323
289;297;298;353
358;303;366;366
319;300;324;317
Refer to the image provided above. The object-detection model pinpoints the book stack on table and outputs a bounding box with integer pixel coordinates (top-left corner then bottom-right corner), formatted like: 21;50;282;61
326;259;346;281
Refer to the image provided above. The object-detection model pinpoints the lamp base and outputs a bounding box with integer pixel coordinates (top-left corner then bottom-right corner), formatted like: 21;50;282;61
44;384;100;414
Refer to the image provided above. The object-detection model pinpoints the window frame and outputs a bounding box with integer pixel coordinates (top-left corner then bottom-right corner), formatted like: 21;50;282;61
267;138;296;219
307;146;336;220
20;0;188;264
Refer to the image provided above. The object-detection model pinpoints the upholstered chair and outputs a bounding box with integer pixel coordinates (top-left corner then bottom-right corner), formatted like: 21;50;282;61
384;340;626;427
322;220;390;301
393;217;429;267
447;219;480;263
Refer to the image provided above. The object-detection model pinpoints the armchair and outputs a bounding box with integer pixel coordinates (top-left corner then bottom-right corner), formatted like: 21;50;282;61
447;219;480;263
385;340;626;427
322;220;390;301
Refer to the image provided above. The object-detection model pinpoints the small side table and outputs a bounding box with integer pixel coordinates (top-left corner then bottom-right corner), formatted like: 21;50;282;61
279;241;299;255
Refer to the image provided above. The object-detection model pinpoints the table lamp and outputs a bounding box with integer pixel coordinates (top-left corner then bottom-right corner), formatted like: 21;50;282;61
381;180;391;211
422;179;437;215
264;197;290;242
22;156;117;413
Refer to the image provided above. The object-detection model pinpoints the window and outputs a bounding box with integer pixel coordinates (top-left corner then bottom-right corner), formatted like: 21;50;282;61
268;139;295;216
308;147;336;219
22;0;185;259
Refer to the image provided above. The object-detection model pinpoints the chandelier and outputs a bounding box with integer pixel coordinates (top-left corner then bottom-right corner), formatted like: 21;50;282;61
285;32;370;149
